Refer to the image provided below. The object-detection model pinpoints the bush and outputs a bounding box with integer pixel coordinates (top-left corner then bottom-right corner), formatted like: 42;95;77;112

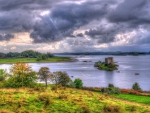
129;90;140;95
101;84;120;94
132;82;141;90
37;93;52;107
74;78;83;89
103;103;122;113
67;80;75;88
81;105;91;113
0;69;7;82
0;82;4;88
108;84;114;88
4;73;37;88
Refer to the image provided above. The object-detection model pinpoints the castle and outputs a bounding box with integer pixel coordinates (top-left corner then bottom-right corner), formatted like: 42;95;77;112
105;57;113;65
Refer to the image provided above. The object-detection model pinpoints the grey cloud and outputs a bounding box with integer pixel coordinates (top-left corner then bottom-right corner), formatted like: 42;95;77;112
85;24;125;43
108;0;150;26
0;34;14;41
0;0;118;43
129;32;150;44
0;0;58;11
30;1;109;43
1;0;150;52
76;33;84;37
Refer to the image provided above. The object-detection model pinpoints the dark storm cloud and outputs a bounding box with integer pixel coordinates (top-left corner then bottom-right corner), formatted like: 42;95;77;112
85;24;126;43
85;0;150;44
108;0;150;26
30;1;111;43
0;34;14;41
0;0;150;48
0;0;59;11
0;0;117;43
76;33;84;37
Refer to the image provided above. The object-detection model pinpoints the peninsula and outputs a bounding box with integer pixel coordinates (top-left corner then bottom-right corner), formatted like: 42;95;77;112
0;50;72;64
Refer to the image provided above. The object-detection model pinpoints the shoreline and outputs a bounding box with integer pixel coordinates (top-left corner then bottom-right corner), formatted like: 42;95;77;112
0;56;77;64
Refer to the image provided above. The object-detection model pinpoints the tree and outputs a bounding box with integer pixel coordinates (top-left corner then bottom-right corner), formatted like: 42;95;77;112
0;52;5;58
36;54;48;61
132;82;141;90
6;63;37;88
36;55;42;61
46;52;54;58
0;69;7;81
74;78;83;88
51;71;71;86
38;67;51;88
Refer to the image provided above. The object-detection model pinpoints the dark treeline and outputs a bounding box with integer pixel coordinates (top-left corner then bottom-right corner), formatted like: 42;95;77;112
0;50;54;58
55;51;150;56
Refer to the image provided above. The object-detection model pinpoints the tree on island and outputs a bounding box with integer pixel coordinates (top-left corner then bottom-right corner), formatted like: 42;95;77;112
38;67;51;88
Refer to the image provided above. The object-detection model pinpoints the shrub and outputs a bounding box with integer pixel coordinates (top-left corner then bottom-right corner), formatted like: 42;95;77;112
74;78;83;89
37;93;52;107
67;80;75;88
0;82;4;88
101;88;109;94
103;103;122;113
81;105;91;113
51;85;57;91
101;84;120;94
132;82;141;90
0;69;7;81
58;94;68;100
108;84;114;88
129;90;140;95
126;106;137;112
120;89;130;94
112;87;121;94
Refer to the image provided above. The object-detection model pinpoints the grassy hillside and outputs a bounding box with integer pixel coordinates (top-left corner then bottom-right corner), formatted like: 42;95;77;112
0;86;150;113
0;56;72;64
112;93;150;105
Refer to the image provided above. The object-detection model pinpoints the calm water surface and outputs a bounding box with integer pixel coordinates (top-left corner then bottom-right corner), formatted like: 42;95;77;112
0;55;150;91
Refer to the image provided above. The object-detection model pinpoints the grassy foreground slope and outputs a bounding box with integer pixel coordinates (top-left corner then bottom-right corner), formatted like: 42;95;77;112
0;87;150;113
112;93;150;105
0;56;72;64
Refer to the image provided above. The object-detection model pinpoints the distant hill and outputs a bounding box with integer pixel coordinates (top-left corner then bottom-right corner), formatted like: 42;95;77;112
54;51;150;55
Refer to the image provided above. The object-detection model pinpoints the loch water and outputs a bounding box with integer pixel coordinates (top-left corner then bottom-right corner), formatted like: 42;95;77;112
0;55;150;91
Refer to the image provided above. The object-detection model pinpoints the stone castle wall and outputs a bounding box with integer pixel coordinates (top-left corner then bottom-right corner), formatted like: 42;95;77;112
105;57;113;65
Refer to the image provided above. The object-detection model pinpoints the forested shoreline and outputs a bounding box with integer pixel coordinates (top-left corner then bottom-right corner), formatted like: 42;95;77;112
0;50;54;58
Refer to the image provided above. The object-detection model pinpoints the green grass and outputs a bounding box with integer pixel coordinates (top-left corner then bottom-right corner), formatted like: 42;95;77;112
0;56;72;64
112;93;150;105
0;87;149;113
99;64;118;71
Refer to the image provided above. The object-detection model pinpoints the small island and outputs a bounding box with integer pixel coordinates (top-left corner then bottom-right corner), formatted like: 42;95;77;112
94;57;118;71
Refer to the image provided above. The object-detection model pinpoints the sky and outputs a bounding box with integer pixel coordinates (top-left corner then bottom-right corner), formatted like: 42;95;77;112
0;0;150;53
